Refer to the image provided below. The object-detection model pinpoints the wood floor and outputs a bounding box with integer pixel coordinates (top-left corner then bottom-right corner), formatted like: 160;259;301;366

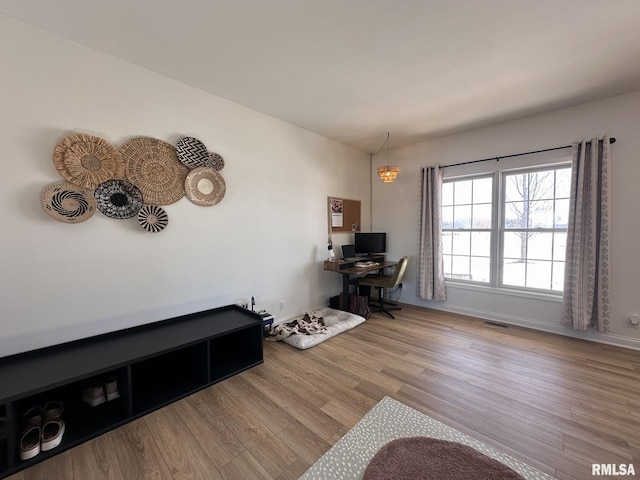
8;305;640;480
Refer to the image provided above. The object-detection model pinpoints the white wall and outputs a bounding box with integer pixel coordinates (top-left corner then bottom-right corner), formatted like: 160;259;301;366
0;15;370;357
374;91;640;350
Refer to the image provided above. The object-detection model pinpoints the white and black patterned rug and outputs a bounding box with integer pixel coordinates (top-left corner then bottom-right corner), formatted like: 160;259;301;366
300;396;554;480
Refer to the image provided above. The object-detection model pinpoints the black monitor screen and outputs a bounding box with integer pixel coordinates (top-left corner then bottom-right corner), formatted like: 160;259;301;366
341;244;356;259
354;232;386;255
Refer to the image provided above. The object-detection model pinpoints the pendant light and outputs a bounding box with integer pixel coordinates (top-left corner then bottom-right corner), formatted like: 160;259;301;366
377;132;399;183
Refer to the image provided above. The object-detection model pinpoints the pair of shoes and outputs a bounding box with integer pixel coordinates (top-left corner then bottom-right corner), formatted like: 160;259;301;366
82;377;120;407
19;401;65;461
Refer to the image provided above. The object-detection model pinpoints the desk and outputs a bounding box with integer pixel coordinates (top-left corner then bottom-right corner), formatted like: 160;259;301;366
324;259;398;311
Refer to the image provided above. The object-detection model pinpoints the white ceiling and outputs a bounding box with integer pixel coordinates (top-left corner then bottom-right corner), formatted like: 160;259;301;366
3;0;640;152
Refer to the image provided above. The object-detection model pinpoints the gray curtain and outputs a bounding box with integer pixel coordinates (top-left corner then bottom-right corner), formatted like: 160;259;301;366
417;166;447;301
561;136;611;332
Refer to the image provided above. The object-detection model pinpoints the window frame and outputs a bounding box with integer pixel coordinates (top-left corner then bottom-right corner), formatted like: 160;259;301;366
441;173;497;286
441;159;571;296
498;163;571;294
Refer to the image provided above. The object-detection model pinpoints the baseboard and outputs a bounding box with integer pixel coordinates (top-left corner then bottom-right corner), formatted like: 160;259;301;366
271;299;640;352
405;301;640;352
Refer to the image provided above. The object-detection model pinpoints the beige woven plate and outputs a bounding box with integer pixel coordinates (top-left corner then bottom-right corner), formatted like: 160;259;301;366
121;137;188;206
53;133;125;190
185;167;226;206
40;181;97;224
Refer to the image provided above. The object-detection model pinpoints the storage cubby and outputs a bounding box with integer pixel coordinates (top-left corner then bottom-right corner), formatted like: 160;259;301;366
0;304;263;479
13;366;130;466
211;325;263;381
132;342;208;414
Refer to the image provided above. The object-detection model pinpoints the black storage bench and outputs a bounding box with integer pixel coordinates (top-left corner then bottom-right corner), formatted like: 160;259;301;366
0;304;263;479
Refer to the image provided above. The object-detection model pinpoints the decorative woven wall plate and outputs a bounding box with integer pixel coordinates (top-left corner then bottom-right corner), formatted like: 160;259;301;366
207;151;225;171
53;133;125;190
121;137;188;205
41;181;97;223
138;205;168;233
185;167;226;206
176;136;209;169
94;179;144;219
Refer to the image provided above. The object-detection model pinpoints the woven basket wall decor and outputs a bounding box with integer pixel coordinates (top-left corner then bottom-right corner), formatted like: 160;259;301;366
40;181;97;223
53;133;125;190
184;167;226;206
94;179;144;219
207;151;225;171
176;136;209;169
138;205;169;233
120;137;188;205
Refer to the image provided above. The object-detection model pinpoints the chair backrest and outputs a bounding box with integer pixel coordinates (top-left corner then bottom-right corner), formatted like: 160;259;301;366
388;256;408;287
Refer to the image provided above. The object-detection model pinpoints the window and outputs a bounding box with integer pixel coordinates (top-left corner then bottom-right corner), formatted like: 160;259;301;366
442;163;570;294
501;166;570;292
442;176;493;283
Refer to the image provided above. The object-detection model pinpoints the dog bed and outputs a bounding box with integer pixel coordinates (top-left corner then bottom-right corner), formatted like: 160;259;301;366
266;307;366;350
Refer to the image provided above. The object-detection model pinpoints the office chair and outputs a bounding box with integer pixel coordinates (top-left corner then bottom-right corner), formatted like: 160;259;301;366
353;256;408;319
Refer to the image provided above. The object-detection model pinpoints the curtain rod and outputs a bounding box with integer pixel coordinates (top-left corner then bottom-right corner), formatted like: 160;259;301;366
442;137;616;169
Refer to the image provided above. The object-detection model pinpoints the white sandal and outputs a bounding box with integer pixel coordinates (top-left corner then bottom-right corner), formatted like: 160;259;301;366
41;418;65;452
19;425;41;460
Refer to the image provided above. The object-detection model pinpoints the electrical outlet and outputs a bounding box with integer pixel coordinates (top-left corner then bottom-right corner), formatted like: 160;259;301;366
279;300;285;311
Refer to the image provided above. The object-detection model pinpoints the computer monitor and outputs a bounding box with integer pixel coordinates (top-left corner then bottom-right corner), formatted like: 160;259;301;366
354;232;386;255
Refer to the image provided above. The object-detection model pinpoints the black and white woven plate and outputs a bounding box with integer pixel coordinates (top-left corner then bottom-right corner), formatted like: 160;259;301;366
94;179;144;219
137;205;168;233
176;136;209;169
207;151;225;171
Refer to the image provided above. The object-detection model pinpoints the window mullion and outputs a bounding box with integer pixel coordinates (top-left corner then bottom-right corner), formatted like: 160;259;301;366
493;171;502;288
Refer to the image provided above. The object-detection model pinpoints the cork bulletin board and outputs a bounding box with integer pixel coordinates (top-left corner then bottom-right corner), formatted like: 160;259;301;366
328;197;361;233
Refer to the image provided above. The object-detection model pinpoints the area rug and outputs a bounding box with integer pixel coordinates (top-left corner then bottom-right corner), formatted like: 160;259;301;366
299;396;554;480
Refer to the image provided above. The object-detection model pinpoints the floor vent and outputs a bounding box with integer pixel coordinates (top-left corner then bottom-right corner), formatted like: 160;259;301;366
485;321;508;328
